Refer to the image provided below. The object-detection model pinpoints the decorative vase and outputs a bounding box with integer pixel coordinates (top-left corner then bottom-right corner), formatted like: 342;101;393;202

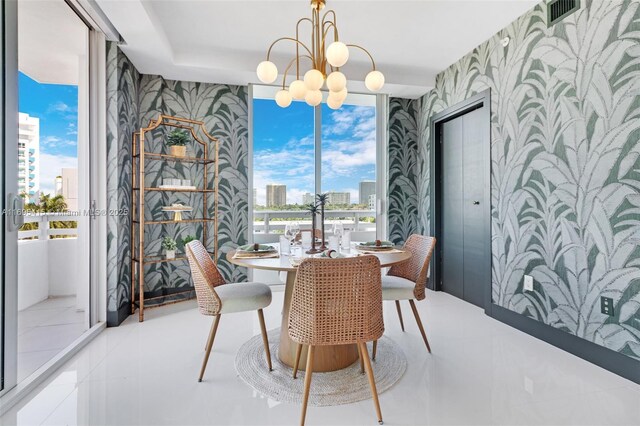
166;250;176;259
170;146;186;157
306;214;322;254
319;203;327;250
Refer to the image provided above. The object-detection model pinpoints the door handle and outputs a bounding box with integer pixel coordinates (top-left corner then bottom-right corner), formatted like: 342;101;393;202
472;201;480;205
7;193;25;232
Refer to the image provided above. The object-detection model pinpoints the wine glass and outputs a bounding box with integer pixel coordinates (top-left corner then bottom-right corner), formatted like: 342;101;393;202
333;222;344;247
285;221;300;244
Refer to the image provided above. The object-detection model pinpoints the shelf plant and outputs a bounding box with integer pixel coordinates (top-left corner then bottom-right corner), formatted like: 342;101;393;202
162;236;178;259
181;234;197;250
166;129;189;157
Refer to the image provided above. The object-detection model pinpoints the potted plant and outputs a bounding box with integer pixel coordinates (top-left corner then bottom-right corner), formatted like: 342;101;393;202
304;202;322;254
181;234;197;250
166;129;189;157
162;236;178;259
316;193;329;250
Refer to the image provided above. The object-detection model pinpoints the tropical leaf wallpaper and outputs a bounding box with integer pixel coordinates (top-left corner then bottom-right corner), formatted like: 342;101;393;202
391;0;640;361
106;43;249;325
106;42;139;325
388;97;420;246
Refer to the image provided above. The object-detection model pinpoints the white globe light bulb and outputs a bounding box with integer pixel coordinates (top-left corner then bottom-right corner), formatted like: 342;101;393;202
365;70;385;92
326;71;346;92
289;79;307;100
326;41;349;67
304;69;324;91
304;89;322;107
256;61;278;84
275;90;292;108
327;96;343;110
333;87;348;102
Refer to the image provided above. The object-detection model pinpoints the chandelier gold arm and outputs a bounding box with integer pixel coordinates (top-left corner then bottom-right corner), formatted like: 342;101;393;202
281;55;314;89
322;9;338;41
266;37;314;62
346;43;377;70
296;18;313;78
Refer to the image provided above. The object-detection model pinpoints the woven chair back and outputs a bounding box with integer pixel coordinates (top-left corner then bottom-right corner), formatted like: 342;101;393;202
288;256;384;346
185;240;226;315
387;235;436;300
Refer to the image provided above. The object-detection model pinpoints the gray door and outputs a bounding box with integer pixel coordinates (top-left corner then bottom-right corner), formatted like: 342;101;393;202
441;107;487;307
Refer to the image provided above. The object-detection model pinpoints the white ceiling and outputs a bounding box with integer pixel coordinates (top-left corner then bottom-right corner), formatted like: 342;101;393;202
19;0;88;85
96;0;538;98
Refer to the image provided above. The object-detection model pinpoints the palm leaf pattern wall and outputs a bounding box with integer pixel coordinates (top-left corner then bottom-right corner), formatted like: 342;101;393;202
388;98;420;245
392;0;640;360
106;44;249;324
106;43;139;325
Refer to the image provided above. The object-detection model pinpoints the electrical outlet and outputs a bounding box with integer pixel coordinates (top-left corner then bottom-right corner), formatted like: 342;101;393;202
601;297;615;316
524;275;534;292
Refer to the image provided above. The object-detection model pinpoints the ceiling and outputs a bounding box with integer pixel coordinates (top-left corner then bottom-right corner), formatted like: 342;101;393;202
96;0;538;99
19;0;88;85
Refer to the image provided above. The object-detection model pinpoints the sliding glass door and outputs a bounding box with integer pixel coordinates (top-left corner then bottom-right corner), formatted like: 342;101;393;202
2;0;94;394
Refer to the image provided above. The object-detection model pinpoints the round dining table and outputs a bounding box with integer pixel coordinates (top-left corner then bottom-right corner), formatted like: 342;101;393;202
227;244;412;372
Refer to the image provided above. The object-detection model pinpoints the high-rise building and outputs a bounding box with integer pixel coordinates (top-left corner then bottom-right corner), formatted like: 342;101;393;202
327;191;350;205
55;176;63;196
18;113;40;202
266;184;286;207
60;168;78;211
359;180;375;205
302;193;315;205
368;194;376;211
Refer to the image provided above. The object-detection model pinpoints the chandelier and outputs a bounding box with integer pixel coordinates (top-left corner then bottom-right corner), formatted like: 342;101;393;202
256;0;384;109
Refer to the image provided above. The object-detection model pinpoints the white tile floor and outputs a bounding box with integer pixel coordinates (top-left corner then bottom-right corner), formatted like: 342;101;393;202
18;297;86;383
2;289;639;426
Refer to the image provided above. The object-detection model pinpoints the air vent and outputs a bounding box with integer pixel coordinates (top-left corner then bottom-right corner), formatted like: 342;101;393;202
547;0;580;27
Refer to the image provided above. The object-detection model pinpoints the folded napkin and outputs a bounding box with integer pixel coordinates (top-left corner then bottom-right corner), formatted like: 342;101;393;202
359;240;393;247
357;248;405;254
237;243;276;252
319;249;345;259
233;251;280;259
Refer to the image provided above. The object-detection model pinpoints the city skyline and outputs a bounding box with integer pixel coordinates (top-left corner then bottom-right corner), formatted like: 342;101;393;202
253;99;376;206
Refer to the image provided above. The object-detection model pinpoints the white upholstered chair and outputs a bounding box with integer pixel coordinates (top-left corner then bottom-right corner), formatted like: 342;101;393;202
185;240;273;382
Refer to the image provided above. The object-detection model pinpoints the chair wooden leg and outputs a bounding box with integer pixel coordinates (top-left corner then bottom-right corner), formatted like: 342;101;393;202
409;299;431;353
300;345;314;426
293;343;303;379
357;342;365;374
395;300;405;332
199;314;221;382
372;340;378;361
257;309;272;371
359;342;383;425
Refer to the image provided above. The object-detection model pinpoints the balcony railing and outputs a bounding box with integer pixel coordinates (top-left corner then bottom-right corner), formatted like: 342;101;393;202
19;213;79;240
253;209;375;234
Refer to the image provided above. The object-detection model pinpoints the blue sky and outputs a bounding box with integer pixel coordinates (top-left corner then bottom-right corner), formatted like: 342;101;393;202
19;71;78;195
253;99;376;205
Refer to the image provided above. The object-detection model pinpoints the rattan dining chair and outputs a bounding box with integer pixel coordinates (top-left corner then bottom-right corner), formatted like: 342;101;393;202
185;240;273;382
373;234;436;359
289;256;385;426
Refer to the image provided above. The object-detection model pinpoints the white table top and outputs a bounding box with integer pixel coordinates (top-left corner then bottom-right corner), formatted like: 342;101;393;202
227;243;411;272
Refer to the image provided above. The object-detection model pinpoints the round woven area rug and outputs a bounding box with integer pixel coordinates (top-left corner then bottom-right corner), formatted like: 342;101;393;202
235;329;406;406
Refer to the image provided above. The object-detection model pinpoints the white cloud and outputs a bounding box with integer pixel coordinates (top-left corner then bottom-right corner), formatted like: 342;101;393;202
39;153;77;195
41;135;77;149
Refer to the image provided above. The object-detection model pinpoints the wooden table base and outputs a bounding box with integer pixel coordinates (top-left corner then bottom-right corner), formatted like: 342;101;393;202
278;271;359;372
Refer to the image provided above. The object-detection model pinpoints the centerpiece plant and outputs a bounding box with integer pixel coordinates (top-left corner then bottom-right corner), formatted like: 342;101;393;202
304;202;321;254
315;193;329;250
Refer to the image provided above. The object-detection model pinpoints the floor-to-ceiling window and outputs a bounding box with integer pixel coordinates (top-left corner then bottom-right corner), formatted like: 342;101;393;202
252;85;380;243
